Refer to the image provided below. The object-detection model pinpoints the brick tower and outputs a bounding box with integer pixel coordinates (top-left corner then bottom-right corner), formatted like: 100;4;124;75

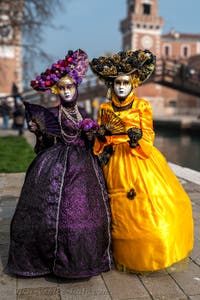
0;2;23;97
120;0;164;57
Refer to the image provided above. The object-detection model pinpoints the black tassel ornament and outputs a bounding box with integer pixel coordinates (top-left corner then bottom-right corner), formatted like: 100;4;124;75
127;188;136;200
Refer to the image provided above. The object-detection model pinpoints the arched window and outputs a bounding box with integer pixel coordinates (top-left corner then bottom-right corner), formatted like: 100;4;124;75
162;44;172;58
143;4;151;14
181;46;190;58
164;46;170;57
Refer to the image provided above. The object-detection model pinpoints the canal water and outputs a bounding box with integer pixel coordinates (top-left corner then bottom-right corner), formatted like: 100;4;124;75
154;130;200;172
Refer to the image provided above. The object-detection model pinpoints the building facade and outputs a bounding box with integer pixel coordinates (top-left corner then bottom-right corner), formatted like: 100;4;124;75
0;1;23;97
120;0;200;117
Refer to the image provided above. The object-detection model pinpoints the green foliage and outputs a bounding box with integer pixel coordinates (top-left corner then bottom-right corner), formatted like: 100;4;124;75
0;136;35;173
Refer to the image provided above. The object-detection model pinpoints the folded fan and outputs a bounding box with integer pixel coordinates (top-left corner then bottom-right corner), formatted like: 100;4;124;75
24;102;61;137
100;109;126;134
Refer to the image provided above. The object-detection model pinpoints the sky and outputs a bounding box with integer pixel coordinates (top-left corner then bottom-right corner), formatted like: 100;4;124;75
32;0;200;74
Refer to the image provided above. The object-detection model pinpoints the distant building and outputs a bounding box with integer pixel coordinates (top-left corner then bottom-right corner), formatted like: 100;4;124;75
120;0;200;116
0;1;23;98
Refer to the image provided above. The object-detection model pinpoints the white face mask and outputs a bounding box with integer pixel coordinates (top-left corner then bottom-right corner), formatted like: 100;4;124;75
57;78;76;102
113;75;132;99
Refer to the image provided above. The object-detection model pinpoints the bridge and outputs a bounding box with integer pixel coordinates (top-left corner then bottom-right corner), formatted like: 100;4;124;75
152;59;200;97
1;59;200;106
74;59;200;100
77;59;200;100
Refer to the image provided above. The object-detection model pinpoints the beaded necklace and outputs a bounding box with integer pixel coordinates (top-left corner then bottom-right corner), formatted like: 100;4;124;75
58;105;83;143
61;105;82;123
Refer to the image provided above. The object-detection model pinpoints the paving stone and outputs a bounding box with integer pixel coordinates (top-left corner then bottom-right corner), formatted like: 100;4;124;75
190;240;200;265
0;223;10;233
0;136;200;299
17;275;59;289
0;271;16;300
0;217;11;225
150;297;187;300
0;177;6;190
102;269;151;299
0;256;8;272
1;289;17;300
138;269;168;278
16;287;60;300
168;259;200;296
169;163;200;187
193;212;200;226
181;181;200;193
0;195;18;206
0;173;25;197
60;275;111;300
0;257;4;272
190;214;200;266
188;193;200;202
0;243;9;257
0;231;11;245
0;206;16;220
140;273;186;299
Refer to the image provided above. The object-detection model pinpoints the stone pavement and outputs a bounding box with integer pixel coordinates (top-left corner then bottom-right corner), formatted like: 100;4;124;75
0;129;200;300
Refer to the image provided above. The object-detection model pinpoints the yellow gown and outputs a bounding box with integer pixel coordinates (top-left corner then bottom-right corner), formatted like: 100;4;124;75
94;97;194;272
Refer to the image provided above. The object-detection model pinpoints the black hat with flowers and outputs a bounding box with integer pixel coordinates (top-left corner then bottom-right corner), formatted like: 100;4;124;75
90;49;156;87
30;49;89;92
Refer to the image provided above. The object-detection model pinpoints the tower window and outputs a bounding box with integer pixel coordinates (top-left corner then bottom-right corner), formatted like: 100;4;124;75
128;0;135;13
143;4;151;15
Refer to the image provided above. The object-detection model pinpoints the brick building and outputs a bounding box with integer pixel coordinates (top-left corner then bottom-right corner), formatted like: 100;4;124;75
120;0;200;116
0;1;23;98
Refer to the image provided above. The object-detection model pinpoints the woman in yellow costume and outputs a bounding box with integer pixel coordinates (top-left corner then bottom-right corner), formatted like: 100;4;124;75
90;49;194;272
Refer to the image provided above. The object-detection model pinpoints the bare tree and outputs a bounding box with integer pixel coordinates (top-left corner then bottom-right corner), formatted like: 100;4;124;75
0;0;64;59
0;0;68;89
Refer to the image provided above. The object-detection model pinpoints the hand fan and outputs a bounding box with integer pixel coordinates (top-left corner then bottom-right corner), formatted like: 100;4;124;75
100;109;126;135
24;101;61;137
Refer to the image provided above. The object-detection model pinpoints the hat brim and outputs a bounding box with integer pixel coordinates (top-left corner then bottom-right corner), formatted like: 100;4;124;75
90;49;156;86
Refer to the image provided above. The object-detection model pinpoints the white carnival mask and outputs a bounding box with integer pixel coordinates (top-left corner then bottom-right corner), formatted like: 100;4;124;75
113;75;132;99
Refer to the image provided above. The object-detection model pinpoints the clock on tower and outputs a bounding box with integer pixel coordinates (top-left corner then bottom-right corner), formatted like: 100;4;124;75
120;0;163;57
141;35;154;49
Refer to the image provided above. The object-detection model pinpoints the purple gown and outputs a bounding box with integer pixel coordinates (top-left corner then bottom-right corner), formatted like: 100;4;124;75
6;106;111;278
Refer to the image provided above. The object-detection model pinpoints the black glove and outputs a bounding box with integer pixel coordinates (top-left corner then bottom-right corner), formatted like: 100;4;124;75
99;145;114;165
96;125;112;142
127;127;142;148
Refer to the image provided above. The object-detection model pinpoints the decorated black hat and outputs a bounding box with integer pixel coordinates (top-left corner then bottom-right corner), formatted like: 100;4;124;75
90;49;156;87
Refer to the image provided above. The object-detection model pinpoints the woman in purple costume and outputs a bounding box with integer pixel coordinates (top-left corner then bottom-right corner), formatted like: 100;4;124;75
6;49;111;278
